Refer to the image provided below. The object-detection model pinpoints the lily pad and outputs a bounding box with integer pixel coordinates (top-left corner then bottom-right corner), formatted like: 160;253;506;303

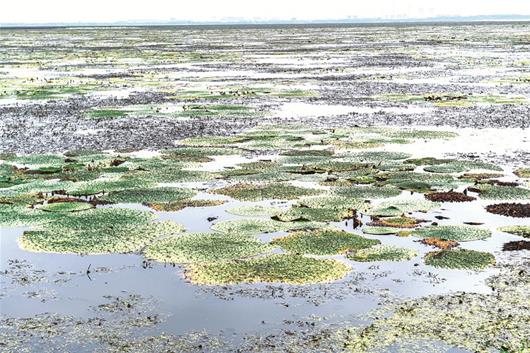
498;225;530;238
212;183;322;201
362;226;400;235
37;202;94;213
226;205;286;217
413;225;491;241
271;228;380;255
367;200;441;217
144;233;270;264
424;249;495;270
99;187;196;204
486;203;530;218
185;254;351;285
347;245;418;262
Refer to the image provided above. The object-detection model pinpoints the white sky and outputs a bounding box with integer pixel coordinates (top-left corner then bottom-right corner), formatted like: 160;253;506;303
2;0;530;24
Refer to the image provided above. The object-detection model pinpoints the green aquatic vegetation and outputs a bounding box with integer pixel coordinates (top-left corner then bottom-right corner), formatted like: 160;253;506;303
280;149;334;157
385;129;458;140
99;187;196;204
333;185;401;199
224;170;294;183
424;160;502;174
498;225;530;238
347;151;412;162
144;233;270;264
297;196;371;213
413;225;491;241
21;220;184;255
8;154;65;166
367;199;441;217
272;206;353;223
46;207;156;230
211;218;318;235
226;205;287;217
161;147;238;163
132;166;217;183
362;226;400;235
379;171;460;192
211;183;322;201
514;168;530;178
86;108;129;119
0;204;61;227
146;199;226;212
424;249;495;270
178;135;250;147
369;216;422;228
474;184;530;200
347;245;418;262
66;177;153;196
185;254;350;285
175;104;254;119
271;228;380;255
37;201;94;213
346;269;528;353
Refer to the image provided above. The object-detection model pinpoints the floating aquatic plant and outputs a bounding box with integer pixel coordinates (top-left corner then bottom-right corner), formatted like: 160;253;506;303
211;218;318;236
271;228;380;255
367;199;441;217
362;226;400;235
226;205;287;217
146;199;226;212
474;185;530;200
424;249;495;270
333;186;401;199
297;196;371;213
413;225;491;241
37;201;94;213
272;206;353;223
425;191;476;202
185;254;350;285
99;187;196;204
514;168;530;178
21;220;184;255
212;183;322;201
498;225;530;238
486;203;530;218
368;216;422;228
144;233;270;264
347;245;418;262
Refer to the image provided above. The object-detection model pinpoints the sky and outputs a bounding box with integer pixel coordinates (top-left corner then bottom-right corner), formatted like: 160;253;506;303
1;0;530;24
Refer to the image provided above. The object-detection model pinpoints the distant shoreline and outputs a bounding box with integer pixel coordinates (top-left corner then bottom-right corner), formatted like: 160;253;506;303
1;17;530;30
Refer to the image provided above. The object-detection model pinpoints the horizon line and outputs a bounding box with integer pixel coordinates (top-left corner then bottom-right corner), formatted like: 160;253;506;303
1;14;530;28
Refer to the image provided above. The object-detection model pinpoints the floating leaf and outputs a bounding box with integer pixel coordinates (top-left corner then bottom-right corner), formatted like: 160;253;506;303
413;225;491;241
271;228;380;255
424;249;495;270
347;245;418;262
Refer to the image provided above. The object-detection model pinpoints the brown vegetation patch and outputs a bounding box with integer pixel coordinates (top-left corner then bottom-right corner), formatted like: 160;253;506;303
419;237;459;249
425;191;476;202
502;241;530;251
486;203;530;218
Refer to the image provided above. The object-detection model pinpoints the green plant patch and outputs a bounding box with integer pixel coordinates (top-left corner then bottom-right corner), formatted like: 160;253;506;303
424;249;495;270
144;233;270;264
37;201;94;213
348;151;412;162
474;184;530;200
385;129;458;140
367;200;441;217
226;205;287;217
413;225;491;241
211;183;322;201
362;226;401;235
66;177;153;197
185;254;350;285
514;168;530;178
99;187;196;204
424;160;502;174
178;135;250;147
21;220;184;255
271;228;380;255
369;216;422;228
0;204;62;227
378;172;460;192
211;219;318;236
272;206;353;223
347;245;418;262
146;199;226;212
161;147;238;163
333;186;401;199
86;109;129;119
297;196;371;212
498;225;530;238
